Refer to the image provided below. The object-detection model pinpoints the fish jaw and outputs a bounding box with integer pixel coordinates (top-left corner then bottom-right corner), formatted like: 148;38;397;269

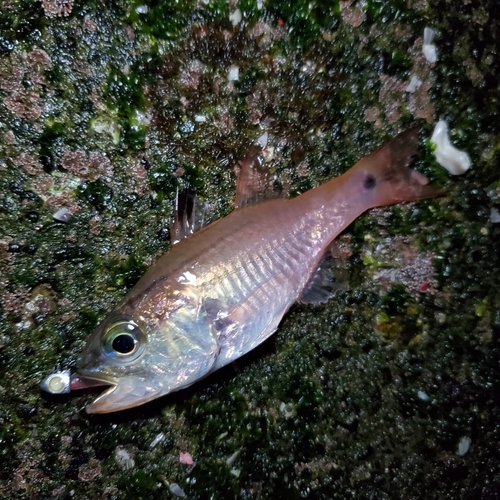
82;375;162;414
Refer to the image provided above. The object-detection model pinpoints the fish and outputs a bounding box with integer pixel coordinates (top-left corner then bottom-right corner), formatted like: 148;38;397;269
73;128;443;413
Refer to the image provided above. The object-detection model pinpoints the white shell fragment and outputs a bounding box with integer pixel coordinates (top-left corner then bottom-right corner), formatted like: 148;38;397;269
423;27;438;63
150;432;165;448
456;436;471;456
169;483;187;498
490;207;500;223
431;120;471;175
405;75;422;93
115;447;135;470
53;207;72;223
417;390;429;401
228;65;239;81
229;9;242;26
257;132;268;149
40;370;71;394
226;450;240;468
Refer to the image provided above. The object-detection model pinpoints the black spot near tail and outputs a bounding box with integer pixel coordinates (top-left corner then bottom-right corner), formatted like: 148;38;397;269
364;174;376;189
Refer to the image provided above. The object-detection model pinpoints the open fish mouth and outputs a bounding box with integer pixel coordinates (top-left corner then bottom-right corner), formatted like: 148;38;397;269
41;369;156;413
71;372;122;413
70;372;115;391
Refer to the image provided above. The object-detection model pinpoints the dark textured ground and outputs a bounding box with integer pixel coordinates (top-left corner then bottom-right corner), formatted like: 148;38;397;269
1;1;500;498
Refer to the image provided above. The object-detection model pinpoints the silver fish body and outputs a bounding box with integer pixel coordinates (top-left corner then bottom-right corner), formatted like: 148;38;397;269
76;129;442;413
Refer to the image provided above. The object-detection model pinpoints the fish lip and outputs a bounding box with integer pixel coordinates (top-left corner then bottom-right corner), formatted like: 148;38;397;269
85;385;120;414
70;371;116;391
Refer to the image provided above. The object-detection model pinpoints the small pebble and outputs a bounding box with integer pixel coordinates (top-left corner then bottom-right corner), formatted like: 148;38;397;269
228;65;239;81
169;483;187;498
490;207;500;223
417;390;429;401
53;207;72;223
456;436;471;456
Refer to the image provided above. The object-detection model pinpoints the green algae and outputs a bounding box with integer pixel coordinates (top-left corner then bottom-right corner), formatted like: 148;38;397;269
1;0;500;498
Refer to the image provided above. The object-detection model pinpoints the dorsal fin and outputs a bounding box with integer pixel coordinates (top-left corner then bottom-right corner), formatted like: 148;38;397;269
170;188;209;244
235;134;280;208
299;242;349;305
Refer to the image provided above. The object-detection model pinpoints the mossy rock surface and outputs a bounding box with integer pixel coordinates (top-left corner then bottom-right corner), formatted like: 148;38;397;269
1;1;500;498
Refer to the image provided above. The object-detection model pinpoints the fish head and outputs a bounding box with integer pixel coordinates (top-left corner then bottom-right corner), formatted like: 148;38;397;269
76;303;218;413
75;311;160;413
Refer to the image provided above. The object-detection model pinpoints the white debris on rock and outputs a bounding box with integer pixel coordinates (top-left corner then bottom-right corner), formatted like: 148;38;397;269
423;27;438;63
257;132;268;149
280;401;296;418
229;8;242;26
194;114;207;122
53;207;72;222
417;390;429;401
456;436;471;456
405;75;422;93
114;447;135;470
228;65;239;81
135;5;148;14
490;207;500;223
226;450;240;468
169;483;187;498
150;432;165;448
431;120;471;175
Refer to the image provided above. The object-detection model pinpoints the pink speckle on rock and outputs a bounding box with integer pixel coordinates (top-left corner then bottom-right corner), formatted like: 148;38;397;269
61;150;113;182
179;452;194;465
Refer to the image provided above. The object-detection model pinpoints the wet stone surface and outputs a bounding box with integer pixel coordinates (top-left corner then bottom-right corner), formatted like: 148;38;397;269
1;0;500;498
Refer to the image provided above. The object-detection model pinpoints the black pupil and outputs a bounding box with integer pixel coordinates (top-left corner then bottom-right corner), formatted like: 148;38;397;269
112;334;135;354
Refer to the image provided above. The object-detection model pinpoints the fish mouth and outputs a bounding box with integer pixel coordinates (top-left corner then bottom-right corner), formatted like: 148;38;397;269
70;372;114;391
85;384;121;414
73;372;157;414
71;372;119;414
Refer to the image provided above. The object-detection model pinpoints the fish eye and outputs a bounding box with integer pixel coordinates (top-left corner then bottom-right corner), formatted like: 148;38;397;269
102;320;146;362
112;333;136;354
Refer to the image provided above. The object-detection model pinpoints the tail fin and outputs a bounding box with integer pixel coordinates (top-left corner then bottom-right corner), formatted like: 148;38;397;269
353;128;445;207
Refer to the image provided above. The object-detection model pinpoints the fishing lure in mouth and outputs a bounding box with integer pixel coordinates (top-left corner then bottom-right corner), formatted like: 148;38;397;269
41;128;443;413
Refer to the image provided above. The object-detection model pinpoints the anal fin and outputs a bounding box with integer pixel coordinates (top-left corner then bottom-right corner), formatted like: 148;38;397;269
300;243;349;305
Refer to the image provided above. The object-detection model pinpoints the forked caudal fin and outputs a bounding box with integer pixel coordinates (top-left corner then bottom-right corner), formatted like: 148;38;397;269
352;128;445;207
